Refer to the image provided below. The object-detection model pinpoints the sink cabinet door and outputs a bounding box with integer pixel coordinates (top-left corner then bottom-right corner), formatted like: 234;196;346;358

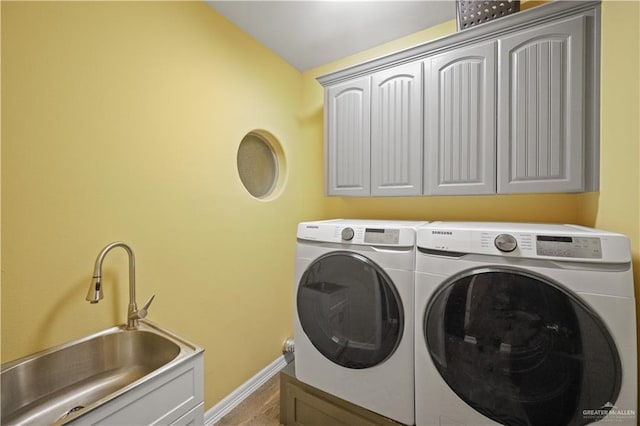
497;15;586;193
325;76;371;196
170;403;204;426
371;61;423;196
424;41;497;195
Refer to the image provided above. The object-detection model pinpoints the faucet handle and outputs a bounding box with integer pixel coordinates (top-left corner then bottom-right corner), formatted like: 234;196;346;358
138;294;156;319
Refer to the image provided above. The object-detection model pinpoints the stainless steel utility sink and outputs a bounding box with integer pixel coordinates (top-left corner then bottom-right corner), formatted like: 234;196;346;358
1;320;203;425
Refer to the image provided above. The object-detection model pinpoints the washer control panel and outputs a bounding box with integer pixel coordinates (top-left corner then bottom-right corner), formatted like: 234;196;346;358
536;235;602;259
416;222;629;263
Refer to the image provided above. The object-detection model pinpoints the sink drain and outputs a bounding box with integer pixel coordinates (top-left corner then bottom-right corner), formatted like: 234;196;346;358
56;405;85;422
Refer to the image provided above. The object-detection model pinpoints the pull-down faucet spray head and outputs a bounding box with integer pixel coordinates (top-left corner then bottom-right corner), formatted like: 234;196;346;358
86;251;108;304
86;275;103;304
86;242;132;306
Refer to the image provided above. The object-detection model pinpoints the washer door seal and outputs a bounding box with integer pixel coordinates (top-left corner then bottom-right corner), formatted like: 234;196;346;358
424;266;622;426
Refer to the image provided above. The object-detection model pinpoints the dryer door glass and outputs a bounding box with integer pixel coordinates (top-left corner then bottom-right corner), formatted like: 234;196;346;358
424;268;622;426
297;251;403;369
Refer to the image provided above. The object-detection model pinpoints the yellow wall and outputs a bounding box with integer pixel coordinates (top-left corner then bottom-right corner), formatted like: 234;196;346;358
582;0;640;286
1;1;325;408
2;0;639;415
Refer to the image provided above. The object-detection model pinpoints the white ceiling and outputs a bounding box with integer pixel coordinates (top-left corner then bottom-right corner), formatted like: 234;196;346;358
206;1;457;71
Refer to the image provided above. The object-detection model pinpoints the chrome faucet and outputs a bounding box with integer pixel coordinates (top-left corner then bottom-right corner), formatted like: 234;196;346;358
86;242;155;329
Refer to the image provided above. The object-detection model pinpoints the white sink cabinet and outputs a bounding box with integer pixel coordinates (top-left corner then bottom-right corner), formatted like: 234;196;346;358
66;348;204;425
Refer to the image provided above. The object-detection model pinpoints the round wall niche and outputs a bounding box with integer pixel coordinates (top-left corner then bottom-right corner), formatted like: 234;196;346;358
236;130;286;200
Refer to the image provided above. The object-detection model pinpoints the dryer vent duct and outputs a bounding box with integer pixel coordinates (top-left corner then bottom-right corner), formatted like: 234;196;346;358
282;338;295;355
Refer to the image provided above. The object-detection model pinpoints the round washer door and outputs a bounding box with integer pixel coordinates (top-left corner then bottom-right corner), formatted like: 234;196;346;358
424;267;622;426
297;251;404;369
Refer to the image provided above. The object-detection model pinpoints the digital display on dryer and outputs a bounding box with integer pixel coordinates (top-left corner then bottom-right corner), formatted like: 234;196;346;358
364;228;400;244
537;236;573;243
536;235;602;259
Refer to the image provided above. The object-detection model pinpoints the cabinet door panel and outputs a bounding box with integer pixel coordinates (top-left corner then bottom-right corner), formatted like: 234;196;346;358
326;77;371;196
498;16;585;193
425;42;496;195
371;62;423;196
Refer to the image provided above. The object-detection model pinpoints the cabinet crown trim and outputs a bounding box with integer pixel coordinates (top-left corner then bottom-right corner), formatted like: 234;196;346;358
317;0;600;86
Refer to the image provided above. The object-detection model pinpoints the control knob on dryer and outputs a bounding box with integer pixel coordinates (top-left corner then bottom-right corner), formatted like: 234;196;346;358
341;227;355;241
494;234;518;252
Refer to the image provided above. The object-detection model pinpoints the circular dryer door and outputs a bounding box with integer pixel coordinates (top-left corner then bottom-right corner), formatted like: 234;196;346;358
297;251;403;369
424;267;622;426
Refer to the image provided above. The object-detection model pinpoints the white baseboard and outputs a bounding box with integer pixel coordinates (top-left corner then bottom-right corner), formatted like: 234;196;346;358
204;355;288;425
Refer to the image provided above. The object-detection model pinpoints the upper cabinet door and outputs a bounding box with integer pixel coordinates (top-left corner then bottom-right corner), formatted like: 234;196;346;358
425;41;497;195
370;62;423;196
326;77;371;196
498;15;586;193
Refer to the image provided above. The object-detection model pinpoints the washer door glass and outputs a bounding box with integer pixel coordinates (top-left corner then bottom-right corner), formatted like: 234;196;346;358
425;268;622;426
297;251;403;369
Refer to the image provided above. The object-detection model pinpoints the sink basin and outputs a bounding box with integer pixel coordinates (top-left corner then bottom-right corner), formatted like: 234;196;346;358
1;320;203;425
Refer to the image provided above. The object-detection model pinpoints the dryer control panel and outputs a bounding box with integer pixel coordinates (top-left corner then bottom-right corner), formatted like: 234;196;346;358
298;220;419;247
417;222;631;263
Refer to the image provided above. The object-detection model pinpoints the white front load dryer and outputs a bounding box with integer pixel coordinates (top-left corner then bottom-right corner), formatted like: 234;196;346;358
294;219;424;425
415;222;637;426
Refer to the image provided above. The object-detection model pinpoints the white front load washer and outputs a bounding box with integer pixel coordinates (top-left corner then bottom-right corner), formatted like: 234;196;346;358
415;222;637;426
294;219;425;425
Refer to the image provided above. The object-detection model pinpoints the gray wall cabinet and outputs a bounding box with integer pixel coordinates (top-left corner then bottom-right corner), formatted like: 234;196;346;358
498;15;587;193
425;41;497;195
325;77;371;196
318;1;600;197
371;62;423;196
325;62;422;196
